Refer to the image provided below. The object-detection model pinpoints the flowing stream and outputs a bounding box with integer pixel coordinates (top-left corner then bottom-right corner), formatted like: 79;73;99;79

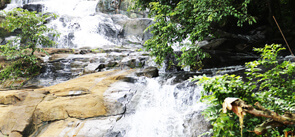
4;0;219;136
104;76;211;137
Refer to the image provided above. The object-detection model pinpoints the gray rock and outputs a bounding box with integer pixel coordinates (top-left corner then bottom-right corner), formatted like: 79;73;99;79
112;16;153;45
198;38;227;50
84;63;100;74
96;0;120;14
34;116;120;137
23;4;44;12
73;117;120;137
0;0;10;10
284;55;295;62
25;48;153;88
136;67;159;78
104;81;137;115
96;0;148;18
97;21;123;43
120;57;144;69
183;111;212;137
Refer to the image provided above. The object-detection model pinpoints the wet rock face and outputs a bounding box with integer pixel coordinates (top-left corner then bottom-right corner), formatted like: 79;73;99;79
183;112;212;137
34;116;121;137
0;0;10;10
96;0;148;18
24;47;155;88
111;15;153;45
136;67;159;78
96;0;120;14
97;21;123;43
23;4;44;12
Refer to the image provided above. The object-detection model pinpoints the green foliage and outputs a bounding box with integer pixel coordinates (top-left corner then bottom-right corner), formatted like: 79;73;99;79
246;44;295;113
0;8;59;82
194;44;295;136
0;57;41;80
133;0;256;68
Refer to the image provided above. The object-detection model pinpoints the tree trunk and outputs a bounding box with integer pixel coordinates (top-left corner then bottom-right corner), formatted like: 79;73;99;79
223;98;295;135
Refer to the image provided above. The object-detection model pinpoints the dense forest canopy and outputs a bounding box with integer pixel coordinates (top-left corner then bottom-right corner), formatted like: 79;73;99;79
132;0;295;68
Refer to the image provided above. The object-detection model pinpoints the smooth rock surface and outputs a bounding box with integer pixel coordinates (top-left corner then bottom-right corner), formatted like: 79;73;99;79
0;90;47;136
112;15;153;45
0;69;136;137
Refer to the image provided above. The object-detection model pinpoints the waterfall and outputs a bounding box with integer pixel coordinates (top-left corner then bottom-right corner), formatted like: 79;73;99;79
107;77;210;137
7;0;122;49
3;1;213;136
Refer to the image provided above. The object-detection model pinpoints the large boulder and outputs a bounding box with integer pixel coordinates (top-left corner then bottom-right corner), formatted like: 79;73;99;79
111;14;153;45
136;67;159;78
22;4;44;12
0;90;48;137
0;69;136;137
96;21;123;43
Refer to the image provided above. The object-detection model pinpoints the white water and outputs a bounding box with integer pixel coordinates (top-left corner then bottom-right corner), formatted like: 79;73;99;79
108;77;209;137
8;0;120;48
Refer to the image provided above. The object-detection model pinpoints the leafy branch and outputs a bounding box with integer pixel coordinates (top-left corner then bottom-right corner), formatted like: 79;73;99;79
0;8;59;84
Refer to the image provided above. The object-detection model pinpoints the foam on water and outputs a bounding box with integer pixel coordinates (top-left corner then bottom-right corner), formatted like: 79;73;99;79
8;0;117;49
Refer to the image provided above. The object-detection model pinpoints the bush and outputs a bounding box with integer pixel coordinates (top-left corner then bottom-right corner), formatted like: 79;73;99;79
194;44;295;136
0;8;59;82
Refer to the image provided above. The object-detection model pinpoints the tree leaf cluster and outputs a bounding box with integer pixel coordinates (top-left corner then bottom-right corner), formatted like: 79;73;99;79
0;8;59;82
133;0;256;68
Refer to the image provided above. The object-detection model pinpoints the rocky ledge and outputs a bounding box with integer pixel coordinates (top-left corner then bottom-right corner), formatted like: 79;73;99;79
0;69;141;137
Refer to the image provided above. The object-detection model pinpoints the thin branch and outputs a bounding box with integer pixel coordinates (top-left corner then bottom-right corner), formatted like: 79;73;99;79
273;16;294;56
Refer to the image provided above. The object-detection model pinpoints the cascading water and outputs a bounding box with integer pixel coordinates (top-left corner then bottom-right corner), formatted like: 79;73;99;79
6;0;153;86
4;0;213;136
8;0;122;48
105;77;211;137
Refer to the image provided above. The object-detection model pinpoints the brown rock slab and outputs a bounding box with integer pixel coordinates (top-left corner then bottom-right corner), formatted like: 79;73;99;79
0;90;28;105
33;70;135;124
33;118;79;137
34;95;106;123
48;54;69;61
37;69;135;96
0;69;136;136
0;90;46;136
